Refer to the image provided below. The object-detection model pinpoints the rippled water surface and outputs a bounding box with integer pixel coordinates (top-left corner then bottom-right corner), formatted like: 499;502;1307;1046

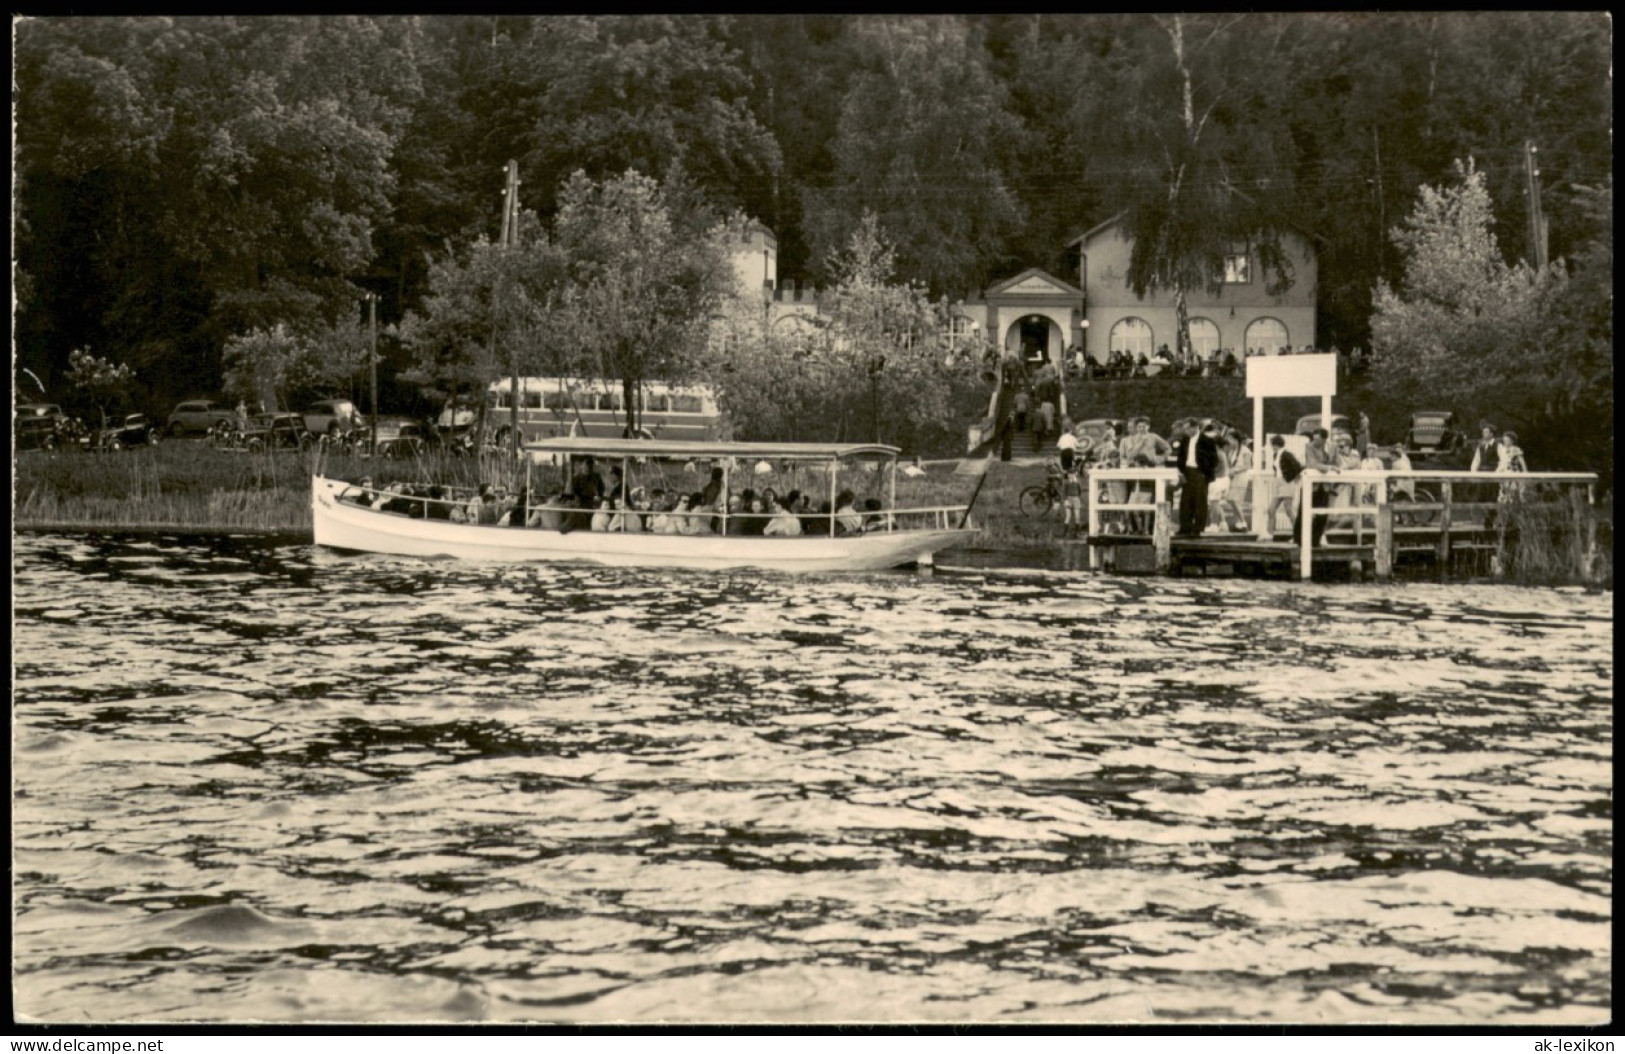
11;534;1613;1025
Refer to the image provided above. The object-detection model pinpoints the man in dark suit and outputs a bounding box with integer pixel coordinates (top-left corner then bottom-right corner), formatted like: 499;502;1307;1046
1172;419;1220;536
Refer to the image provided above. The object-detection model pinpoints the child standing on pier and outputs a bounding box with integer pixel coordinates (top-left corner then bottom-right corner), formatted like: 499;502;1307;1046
1061;467;1085;537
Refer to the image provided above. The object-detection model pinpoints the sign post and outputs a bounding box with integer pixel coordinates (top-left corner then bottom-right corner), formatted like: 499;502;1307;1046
1244;354;1338;540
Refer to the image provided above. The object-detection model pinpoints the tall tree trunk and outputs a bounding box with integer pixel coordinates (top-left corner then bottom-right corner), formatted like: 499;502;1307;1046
1174;285;1191;362
623;372;639;438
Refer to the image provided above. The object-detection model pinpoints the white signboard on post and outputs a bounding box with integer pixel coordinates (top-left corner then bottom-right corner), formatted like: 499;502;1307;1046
1245;353;1338;398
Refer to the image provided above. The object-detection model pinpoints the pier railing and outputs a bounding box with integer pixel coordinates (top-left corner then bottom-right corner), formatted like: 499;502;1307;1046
1295;469;1598;579
1083;467;1599;579
1085;467;1180;570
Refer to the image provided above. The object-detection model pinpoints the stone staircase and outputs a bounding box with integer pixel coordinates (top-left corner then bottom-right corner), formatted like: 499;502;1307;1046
967;383;1068;463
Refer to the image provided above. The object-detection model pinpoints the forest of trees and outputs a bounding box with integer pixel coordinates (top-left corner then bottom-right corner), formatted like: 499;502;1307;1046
14;14;1613;450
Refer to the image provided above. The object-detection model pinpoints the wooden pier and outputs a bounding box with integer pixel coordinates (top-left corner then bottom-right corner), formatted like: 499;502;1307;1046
1085;467;1601;581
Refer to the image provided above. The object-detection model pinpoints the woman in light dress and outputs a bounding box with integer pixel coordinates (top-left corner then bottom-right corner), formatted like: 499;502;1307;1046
1496;432;1528;503
763;495;803;536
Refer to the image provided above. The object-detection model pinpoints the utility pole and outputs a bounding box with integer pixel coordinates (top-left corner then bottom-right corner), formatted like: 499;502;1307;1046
1524;140;1549;270
366;292;379;458
500;159;521;463
1372;127;1387;273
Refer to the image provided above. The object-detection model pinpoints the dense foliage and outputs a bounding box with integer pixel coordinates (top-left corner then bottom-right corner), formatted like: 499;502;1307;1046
15;14;1612;464
1373;163;1612;478
705;214;994;446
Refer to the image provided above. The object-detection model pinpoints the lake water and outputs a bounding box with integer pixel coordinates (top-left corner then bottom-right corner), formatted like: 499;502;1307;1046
11;533;1612;1025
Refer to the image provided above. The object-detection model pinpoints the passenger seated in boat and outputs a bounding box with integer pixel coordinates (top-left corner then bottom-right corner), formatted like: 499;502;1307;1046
461;484;489;523
528;491;565;530
425;485;453;521
763;494;802;536
591;497;614;532
571;457;604;509
834;489;864;535
861;497;890;532
644;490;670;533
742;493;769;536
502;487;530;528
351;477;378;507
622;487;649;533
658;494;690;534
722;493;746;535
680;492;713;535
612;492;644;533
701;466;725;509
379;483;414;516
729;489;755;535
808;501;834;536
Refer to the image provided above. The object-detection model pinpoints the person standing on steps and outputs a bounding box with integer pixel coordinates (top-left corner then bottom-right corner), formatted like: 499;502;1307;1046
1012;387;1031;438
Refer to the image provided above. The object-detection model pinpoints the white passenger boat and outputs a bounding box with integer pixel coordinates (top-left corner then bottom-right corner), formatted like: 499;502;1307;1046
311;437;980;572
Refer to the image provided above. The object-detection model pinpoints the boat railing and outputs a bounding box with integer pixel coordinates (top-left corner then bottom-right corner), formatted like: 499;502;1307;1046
335;481;970;534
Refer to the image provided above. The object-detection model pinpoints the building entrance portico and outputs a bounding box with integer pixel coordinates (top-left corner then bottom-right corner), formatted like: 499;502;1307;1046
974;268;1084;376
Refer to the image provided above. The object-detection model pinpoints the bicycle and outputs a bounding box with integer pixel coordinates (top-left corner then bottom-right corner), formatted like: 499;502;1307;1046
1020;473;1065;517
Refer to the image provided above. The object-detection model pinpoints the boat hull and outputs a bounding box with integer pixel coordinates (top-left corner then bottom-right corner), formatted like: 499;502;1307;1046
312;477;976;572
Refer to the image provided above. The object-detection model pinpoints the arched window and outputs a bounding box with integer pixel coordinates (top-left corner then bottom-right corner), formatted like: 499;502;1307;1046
1109;317;1153;359
1187;318;1220;359
1245;317;1289;356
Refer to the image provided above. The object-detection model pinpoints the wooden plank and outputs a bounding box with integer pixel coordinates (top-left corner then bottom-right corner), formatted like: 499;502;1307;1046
1153;500;1172;573
1375;504;1393;580
1436;480;1453;568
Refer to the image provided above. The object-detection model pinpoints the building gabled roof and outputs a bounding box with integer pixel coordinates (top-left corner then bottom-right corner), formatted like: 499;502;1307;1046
983;267;1083;298
1068;208;1327;250
1068;213;1128;248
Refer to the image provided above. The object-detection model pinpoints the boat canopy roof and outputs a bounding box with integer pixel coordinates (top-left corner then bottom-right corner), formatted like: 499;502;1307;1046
523;436;901;461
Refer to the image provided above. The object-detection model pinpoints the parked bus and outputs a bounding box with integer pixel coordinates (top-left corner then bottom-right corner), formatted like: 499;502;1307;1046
458;377;724;445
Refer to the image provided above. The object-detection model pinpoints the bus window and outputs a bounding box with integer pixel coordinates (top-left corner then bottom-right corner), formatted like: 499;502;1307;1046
543;390;568;411
493;391;511;410
522;391;543;410
644;393;668;413
598;393;622;411
671;394;703;414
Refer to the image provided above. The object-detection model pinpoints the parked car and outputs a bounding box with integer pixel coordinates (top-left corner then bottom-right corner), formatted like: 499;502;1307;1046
237;412;313;452
168;399;237;436
302;399;360;437
1403;411;1465;461
1293;413;1353;438
84;413;161;451
365;418;475;459
1074;418;1125;445
15;403;69;450
1169;416;1240;441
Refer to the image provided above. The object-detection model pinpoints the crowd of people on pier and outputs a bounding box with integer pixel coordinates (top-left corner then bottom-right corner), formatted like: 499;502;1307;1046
1038;411;1528;541
347;457;894;538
